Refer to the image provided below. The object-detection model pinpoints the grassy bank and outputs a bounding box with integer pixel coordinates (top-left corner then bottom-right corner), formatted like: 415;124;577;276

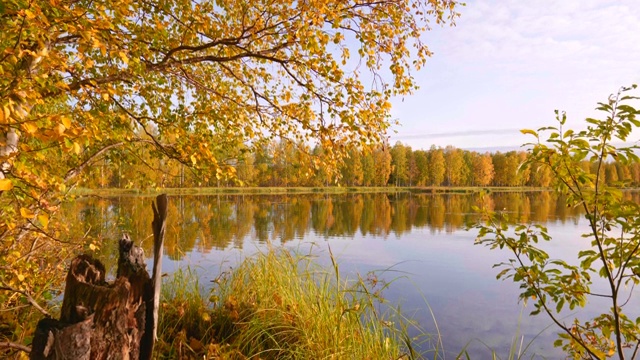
157;247;434;359
73;186;551;197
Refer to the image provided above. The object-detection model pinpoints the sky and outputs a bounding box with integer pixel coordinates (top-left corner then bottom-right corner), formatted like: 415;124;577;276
388;0;640;151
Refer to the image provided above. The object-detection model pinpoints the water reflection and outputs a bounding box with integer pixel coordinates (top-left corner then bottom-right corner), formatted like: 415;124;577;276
59;191;640;357
62;191;598;259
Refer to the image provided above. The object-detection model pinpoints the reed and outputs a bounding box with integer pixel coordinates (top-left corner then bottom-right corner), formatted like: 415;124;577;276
157;246;429;359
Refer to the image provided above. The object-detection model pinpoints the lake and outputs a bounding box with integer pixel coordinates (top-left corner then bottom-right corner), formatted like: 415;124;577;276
62;191;640;358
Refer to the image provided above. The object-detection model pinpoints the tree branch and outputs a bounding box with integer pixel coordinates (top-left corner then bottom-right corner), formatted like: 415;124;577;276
64;142;126;182
0;285;50;317
0;341;31;354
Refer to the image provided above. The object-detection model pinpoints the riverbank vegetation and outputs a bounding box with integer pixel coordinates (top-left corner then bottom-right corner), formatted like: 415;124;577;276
157;247;427;359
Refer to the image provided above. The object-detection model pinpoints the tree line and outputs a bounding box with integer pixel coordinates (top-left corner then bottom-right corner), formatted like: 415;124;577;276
83;140;640;189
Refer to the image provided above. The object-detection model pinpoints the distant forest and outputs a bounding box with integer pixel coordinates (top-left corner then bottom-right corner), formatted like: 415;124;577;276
84;141;640;189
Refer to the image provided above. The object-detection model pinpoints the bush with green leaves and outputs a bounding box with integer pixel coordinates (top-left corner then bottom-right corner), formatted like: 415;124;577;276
474;85;640;359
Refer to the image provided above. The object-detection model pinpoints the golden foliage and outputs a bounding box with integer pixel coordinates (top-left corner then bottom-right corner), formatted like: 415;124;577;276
0;0;460;350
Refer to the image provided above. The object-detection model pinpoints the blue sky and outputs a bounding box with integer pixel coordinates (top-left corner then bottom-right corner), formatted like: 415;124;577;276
388;0;640;151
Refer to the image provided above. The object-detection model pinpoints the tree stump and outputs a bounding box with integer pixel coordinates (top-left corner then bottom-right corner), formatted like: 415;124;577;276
30;194;167;360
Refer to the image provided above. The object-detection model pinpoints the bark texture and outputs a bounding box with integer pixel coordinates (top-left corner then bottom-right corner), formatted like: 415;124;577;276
30;195;168;360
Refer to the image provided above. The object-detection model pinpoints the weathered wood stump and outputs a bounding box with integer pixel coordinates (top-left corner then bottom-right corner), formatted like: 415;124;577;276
30;195;168;360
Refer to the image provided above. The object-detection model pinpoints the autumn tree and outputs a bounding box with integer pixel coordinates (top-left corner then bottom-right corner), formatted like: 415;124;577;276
491;152;507;186
253;142;274;186
443;145;466;186
0;0;460;351
630;163;640;186
492;151;528;186
503;151;522;186
527;161;553;187
471;152;494;186
340;147;364;186
516;151;531;185
406;147;419;186
413;149;429;186
428;146;445;186
390;141;408;186
604;162;620;185
361;150;375;186
462;150;474;186
372;146;393;186
236;152;258;186
615;162;631;183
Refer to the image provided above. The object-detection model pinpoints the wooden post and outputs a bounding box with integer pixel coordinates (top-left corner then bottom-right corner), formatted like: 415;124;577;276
141;194;167;360
30;195;168;360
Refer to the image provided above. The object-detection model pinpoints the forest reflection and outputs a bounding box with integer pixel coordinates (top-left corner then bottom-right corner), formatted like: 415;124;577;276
62;191;639;262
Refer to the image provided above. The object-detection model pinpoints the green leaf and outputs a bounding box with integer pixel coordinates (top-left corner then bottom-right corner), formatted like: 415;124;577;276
578;250;597;258
556;298;564;313
553;339;563;348
563;129;574;138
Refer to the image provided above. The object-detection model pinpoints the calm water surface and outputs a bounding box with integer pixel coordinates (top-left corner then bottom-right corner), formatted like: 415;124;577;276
63;191;640;358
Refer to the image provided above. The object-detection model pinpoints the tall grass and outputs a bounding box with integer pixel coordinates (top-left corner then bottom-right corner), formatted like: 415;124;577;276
156;267;216;358
157;246;433;359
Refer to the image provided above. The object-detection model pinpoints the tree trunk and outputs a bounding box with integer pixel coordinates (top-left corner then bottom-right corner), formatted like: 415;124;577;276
0;127;19;181
30;195;168;360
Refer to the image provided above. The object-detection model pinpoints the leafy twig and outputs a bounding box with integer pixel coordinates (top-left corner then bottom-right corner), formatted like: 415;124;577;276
0;284;50;317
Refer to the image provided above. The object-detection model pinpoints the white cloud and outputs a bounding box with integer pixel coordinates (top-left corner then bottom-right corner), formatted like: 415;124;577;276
444;0;640;69
390;0;640;150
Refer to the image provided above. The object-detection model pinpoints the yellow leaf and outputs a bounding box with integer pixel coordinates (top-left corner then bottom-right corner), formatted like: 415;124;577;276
190;154;197;165
22;122;38;134
2;105;11;122
118;51;129;65
89;243;97;251
17;274;25;282
61;116;71;128
201;312;211;322
20;207;35;219
56;123;66;136
0;179;12;191
73;142;81;155
38;213;49;229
